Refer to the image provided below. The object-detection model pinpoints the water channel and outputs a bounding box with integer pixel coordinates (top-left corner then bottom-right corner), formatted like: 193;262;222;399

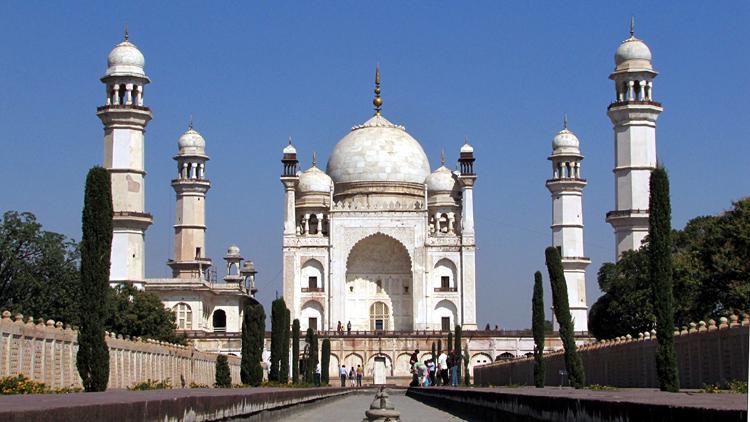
230;389;482;422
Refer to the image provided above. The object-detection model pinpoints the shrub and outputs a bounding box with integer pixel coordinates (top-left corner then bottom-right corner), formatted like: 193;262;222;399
127;379;172;391
215;355;232;388
0;374;49;394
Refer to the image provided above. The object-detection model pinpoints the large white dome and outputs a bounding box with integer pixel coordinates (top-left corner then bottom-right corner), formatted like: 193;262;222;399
326;114;431;185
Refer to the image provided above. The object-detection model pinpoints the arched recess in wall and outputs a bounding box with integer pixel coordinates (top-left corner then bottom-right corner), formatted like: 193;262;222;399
496;352;515;361
470;352;493;368
300;300;324;331
434;299;458;330
212;309;226;332
394;353;413;377
344;352;364;370
433;258;457;290
366;353;393;376
328;353;340;378
301;259;324;291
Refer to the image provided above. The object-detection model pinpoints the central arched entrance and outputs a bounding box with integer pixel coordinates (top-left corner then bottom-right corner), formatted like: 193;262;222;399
345;233;413;331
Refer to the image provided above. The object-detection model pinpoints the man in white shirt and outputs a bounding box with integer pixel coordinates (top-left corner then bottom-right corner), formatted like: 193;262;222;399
339;365;348;387
438;351;449;386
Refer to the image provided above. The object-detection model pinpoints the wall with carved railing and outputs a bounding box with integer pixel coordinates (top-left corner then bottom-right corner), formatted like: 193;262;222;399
474;314;749;389
0;310;240;389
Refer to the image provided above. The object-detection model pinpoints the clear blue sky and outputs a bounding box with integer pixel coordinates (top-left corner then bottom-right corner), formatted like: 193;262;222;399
1;2;748;329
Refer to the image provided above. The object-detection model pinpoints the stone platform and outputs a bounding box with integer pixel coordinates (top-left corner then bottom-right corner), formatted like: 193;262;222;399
407;386;748;422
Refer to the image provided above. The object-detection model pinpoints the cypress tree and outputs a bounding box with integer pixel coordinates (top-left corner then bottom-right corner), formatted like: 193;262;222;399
447;332;453;352
431;342;436;362
269;298;286;381
454;324;463;385
649;167;680;392
463;349;471;386
292;319;300;383
77;167;112;392
532;271;546;388
311;331;319;384
279;307;291;383
321;338;331;385
215;355;231;388
436;339;442;386
241;303;265;386
304;328;315;383
545;246;585;388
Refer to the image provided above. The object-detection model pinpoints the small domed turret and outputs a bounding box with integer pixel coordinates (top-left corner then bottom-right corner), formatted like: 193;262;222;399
105;29;147;79
298;157;333;194
177;127;206;154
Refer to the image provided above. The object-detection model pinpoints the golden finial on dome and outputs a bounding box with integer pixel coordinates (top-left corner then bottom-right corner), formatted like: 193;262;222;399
312;152;317;167
373;63;383;115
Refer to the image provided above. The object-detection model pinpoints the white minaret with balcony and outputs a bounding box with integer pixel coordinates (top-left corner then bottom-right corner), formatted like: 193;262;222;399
606;19;661;258
97;30;152;287
546;118;590;332
167;122;212;279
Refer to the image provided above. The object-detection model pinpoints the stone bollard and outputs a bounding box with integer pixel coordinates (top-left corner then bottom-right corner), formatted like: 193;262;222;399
2;310;11;320
650;329;657;338
729;314;739;328
14;313;24;323
46;319;55;327
363;387;400;422
698;321;707;332
688;322;697;333
719;317;729;329
707;319;717;331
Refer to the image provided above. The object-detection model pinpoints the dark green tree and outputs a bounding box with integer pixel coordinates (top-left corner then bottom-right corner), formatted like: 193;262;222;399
76;167;112;392
106;284;186;345
532;271;545;388
463;349;471;386
304;328;315;383
431;342;436;363
292;318;300;383
545;246;585;388
649;168;680;392
321;338;331;385
269;298;287;381
0;211;81;326
215;355;231;388
447;332;453;352
280;307;291;382
436;339;442;386
454;324;463;385
241;303;265;386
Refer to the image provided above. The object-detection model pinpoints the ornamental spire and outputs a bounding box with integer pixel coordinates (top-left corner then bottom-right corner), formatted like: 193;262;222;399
188;114;193;130
124;23;129;41
373;63;383;115
312;152;317;167
563;113;568;130
440;149;446;166
630;16;635;37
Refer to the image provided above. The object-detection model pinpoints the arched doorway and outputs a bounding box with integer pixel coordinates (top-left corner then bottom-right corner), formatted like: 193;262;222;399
212;309;226;332
345;233;413;331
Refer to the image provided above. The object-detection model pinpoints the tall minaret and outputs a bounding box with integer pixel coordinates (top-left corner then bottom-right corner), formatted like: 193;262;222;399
458;139;478;330
97;29;152;286
546;118;590;332
167;121;212;279
606;18;661;258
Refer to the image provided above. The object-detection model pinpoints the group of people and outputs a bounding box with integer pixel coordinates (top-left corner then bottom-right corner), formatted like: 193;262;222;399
336;320;352;334
339;364;364;387
409;349;461;387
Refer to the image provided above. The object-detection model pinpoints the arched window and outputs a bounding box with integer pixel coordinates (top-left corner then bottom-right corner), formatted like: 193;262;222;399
369;302;389;331
173;303;192;330
212;309;227;332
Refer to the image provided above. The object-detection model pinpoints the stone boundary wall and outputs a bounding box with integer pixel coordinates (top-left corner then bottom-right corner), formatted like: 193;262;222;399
474;315;749;389
0;311;241;389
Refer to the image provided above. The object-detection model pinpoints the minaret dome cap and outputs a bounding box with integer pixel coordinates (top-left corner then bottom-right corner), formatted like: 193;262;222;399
552;128;580;152
106;39;146;78
177;128;206;153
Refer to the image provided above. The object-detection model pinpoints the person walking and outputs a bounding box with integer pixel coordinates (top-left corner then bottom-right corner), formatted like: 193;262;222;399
314;362;321;387
339;365;347;387
426;358;436;387
438;350;449;386
349;366;356;387
337;321;343;333
356;364;363;387
409;349;420;387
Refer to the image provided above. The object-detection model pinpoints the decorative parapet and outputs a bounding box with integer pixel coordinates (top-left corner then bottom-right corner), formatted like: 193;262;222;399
0;310;241;389
331;200;425;211
473;312;749;389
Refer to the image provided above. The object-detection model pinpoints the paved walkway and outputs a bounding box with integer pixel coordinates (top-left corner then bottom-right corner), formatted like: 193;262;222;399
279;391;470;421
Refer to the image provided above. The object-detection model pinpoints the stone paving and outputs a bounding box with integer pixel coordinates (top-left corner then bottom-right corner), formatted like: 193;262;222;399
279;391;470;421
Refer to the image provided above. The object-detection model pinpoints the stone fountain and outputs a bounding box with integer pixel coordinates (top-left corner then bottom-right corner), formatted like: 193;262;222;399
363;387;401;422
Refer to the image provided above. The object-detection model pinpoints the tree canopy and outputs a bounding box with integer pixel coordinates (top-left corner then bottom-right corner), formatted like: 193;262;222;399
589;198;750;340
